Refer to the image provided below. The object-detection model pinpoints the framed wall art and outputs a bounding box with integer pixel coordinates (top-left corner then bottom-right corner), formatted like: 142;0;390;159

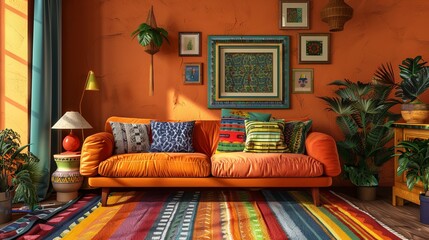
183;63;202;84
292;68;313;93
207;35;290;109
179;32;201;56
299;33;331;64
279;0;310;29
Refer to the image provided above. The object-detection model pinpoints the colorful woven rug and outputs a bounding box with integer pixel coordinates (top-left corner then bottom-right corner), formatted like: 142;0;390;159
51;190;406;240
0;193;100;240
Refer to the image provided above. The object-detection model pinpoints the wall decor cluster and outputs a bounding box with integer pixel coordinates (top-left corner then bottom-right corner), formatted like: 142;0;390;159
279;0;310;29
292;68;313;93
208;35;290;109
298;33;331;64
179;32;202;56
183;63;202;84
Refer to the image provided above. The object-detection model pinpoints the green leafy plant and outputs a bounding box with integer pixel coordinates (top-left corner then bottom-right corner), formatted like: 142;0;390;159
0;129;39;210
131;23;169;49
320;79;400;186
396;138;429;196
374;55;429;103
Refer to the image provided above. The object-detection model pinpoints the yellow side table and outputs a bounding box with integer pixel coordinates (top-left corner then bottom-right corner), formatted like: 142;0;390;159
51;153;83;202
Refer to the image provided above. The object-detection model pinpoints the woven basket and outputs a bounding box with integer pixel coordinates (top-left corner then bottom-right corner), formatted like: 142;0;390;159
321;0;353;32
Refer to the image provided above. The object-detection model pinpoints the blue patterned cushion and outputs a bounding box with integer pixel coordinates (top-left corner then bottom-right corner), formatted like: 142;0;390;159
110;122;150;154
150;121;195;152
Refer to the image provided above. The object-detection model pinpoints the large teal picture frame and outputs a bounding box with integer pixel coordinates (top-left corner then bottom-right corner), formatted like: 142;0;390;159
208;35;290;109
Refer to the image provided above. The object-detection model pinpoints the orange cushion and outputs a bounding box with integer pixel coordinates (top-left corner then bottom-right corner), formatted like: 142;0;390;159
98;152;211;177
211;152;324;177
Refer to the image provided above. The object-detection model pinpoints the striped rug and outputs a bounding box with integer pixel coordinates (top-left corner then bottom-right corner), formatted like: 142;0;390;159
54;190;406;240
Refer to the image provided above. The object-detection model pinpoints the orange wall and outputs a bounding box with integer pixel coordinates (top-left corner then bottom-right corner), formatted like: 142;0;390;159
62;0;429;186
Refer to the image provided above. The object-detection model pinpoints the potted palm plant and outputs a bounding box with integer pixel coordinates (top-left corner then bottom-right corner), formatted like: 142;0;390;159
0;128;39;223
131;6;169;96
320;79;400;200
374;56;429;123
396;138;429;224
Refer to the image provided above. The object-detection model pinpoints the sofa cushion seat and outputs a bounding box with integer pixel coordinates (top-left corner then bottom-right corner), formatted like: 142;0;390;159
98;152;210;177
211;152;324;177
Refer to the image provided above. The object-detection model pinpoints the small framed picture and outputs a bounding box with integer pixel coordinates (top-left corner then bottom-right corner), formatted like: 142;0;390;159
183;63;203;84
279;0;310;29
179;32;201;56
299;33;331;64
292;68;313;93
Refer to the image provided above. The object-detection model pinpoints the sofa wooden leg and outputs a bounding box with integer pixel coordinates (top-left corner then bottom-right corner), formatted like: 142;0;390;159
311;187;321;206
101;187;110;206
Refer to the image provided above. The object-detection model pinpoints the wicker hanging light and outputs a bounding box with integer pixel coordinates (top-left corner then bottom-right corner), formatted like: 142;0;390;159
321;0;353;32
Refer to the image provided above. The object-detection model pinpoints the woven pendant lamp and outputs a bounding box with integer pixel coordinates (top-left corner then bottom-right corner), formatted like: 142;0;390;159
321;0;353;32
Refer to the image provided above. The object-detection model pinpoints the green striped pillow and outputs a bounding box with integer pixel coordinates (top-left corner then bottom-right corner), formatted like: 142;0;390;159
243;120;290;153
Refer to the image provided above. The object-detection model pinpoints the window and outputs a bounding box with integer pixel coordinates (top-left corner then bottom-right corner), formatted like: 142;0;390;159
0;0;29;143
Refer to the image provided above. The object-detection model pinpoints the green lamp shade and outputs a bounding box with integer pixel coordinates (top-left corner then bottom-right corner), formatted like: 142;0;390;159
85;70;99;91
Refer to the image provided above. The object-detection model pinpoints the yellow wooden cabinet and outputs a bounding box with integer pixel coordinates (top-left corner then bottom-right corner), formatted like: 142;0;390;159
392;123;429;206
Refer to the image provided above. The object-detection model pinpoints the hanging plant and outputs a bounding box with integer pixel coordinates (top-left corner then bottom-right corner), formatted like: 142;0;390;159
131;6;169;96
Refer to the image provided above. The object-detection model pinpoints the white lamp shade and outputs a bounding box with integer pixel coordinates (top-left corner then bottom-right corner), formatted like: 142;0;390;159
52;111;93;129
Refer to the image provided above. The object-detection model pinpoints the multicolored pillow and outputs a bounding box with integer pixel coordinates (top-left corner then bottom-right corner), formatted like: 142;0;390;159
110;122;150;154
243;120;290;153
216;109;272;152
284;119;312;153
150;121;195;152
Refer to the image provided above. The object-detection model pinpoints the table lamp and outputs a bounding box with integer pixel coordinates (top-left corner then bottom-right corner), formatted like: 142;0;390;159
52;111;92;153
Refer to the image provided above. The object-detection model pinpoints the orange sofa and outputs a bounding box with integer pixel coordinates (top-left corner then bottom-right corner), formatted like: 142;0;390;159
80;117;341;206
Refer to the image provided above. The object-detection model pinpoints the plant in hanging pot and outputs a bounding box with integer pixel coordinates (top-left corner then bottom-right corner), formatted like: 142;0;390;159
396;138;429;224
0;128;39;223
320;79;400;200
131;6;169;96
374;56;429;123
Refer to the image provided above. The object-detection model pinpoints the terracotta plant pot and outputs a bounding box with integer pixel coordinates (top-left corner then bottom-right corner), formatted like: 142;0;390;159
401;103;429;124
0;191;13;224
357;186;376;201
420;194;429;224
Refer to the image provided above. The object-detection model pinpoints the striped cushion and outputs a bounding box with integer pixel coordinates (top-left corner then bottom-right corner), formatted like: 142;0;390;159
216;109;271;152
243;120;290;153
284;120;312;153
110;122;150;154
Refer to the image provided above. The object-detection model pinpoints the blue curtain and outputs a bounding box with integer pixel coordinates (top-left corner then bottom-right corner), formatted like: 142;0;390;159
30;0;61;200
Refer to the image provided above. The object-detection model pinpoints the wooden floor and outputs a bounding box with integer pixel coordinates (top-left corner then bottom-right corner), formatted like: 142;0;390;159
2;187;429;239
335;187;429;240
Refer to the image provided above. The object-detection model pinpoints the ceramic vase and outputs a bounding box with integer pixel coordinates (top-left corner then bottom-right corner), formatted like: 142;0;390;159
51;154;83;202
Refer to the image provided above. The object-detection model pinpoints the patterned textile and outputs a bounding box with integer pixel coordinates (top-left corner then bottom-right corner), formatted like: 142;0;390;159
0;193;100;240
110;122;150;154
150;121;195;152
216;109;271;152
244;120;290;153
55;190;406;240
284;119;312;153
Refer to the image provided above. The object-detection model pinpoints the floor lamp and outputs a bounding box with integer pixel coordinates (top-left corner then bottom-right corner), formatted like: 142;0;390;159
78;70;99;140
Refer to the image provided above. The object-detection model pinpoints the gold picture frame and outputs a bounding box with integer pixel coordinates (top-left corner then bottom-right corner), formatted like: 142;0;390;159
292;68;313;93
183;63;202;85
